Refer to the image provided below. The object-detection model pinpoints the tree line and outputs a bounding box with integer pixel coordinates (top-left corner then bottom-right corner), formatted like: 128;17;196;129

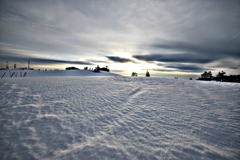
197;71;240;83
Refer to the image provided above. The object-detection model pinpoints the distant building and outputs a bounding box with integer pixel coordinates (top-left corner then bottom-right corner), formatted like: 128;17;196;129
94;65;110;72
66;67;80;70
99;67;109;72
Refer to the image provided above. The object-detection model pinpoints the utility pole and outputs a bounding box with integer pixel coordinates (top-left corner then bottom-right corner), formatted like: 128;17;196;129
6;61;9;69
28;61;30;69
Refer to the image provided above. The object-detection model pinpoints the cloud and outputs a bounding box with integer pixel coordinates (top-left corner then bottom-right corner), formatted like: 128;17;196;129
209;58;240;69
151;41;240;59
153;69;179;72
106;56;136;63
152;64;208;73
26;58;92;65
0;0;239;74
133;53;213;63
134;38;240;65
110;70;126;73
0;50;92;65
87;59;109;64
164;64;208;72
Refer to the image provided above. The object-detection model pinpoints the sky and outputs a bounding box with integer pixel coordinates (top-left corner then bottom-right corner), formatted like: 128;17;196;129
0;0;240;79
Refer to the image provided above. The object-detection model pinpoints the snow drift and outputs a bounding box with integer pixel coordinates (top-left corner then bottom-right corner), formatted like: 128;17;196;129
0;75;240;159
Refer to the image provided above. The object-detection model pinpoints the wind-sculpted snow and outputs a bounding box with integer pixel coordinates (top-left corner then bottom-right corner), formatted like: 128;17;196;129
0;77;240;159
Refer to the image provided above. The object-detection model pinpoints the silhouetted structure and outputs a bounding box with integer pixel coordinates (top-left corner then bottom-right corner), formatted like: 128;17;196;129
94;65;110;72
197;70;240;83
99;66;109;72
6;61;9;69
94;65;100;72
213;74;240;82
216;71;226;78
66;67;80;70
146;70;150;77
131;72;138;77
197;71;213;81
26;61;34;70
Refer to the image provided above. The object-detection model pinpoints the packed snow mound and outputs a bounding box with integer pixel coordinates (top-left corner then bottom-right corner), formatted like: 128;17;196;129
0;77;240;159
0;69;120;77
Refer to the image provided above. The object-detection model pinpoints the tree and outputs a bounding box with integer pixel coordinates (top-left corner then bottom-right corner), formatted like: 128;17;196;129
146;70;150;77
217;71;226;77
201;71;207;78
131;72;138;77
198;71;213;81
207;71;213;79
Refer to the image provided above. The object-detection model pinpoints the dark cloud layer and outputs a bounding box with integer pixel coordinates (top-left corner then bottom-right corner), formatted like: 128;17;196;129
153;69;178;72
27;58;92;65
0;54;92;65
151;41;240;59
165;64;208;72
152;63;208;72
133;53;213;64
134;39;240;66
106;56;135;63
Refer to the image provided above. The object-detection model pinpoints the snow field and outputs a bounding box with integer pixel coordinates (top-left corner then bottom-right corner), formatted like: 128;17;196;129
0;76;240;159
0;69;119;78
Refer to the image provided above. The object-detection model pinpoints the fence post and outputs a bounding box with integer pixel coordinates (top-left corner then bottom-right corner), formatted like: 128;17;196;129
1;72;6;79
10;72;15;78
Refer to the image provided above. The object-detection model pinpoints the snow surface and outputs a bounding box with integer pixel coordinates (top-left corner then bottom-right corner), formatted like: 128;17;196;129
0;74;240;159
0;69;119;77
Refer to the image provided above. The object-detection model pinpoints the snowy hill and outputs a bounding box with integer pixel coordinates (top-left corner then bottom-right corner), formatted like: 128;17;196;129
0;69;120;78
0;75;240;159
